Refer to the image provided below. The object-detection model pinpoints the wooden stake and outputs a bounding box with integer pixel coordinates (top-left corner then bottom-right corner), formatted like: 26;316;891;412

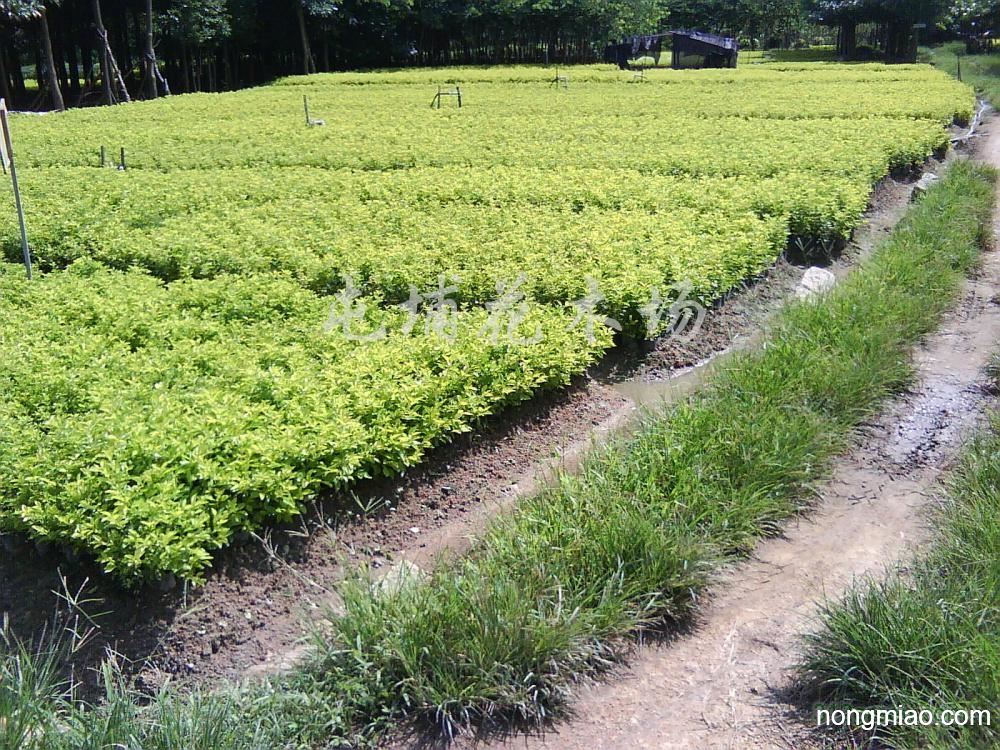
304;94;310;126
119;146;126;170
0;99;32;279
100;145;106;167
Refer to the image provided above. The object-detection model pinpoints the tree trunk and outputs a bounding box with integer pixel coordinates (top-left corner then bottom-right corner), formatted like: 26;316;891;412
884;22;915;64
120;7;131;74
0;42;11;106
61;4;80;96
65;25;81;98
52;17;70;94
39;11;65;111
33;44;43;91
92;0;113;104
80;45;92;87
839;20;857;60
297;3;315;75
9;46;25;98
222;43;232;89
181;43;191;92
144;0;157;98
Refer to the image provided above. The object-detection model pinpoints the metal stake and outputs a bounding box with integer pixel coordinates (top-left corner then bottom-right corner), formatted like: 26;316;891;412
0;99;32;280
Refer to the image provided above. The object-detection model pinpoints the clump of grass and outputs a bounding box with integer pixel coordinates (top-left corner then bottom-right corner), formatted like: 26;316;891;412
0;625;65;750
302;159;997;740
0;624;276;750
798;373;1000;749
0;580;297;750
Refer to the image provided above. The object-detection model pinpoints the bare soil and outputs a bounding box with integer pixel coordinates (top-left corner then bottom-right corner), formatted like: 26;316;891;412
0;159;939;700
458;121;1000;750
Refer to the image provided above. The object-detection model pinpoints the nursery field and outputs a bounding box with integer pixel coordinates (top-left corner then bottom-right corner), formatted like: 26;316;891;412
0;62;973;582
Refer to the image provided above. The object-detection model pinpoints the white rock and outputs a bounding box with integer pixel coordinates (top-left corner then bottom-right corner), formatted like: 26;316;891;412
377;560;427;597
795;267;837;301
912;173;940;200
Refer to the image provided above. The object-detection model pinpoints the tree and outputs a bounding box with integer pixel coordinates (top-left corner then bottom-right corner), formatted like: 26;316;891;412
0;0;64;110
806;0;950;61
92;0;113;103
606;0;671;36
665;0;802;46
144;0;157;97
162;0;229;90
297;0;338;74
947;0;1000;33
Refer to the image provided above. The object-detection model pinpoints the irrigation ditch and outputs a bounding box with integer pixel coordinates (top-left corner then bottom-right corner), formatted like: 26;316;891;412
0;114;982;720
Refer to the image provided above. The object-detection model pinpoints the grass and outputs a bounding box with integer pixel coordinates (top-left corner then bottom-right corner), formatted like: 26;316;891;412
0;637;273;750
927;41;1000;106
1;159;995;747
797;364;1000;749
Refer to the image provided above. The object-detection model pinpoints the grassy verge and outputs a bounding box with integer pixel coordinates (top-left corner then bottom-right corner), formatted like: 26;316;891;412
1;160;995;748
927;41;1000;106
797;362;1000;750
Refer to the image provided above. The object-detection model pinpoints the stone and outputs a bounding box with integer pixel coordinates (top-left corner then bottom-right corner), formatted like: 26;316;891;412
377;560;427;597
795;267;837;301
912;173;940;200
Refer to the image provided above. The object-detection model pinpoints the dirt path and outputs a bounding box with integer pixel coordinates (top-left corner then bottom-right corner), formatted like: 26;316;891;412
470;125;1000;750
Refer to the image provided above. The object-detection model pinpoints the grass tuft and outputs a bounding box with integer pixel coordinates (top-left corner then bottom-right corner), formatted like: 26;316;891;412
798;370;1000;749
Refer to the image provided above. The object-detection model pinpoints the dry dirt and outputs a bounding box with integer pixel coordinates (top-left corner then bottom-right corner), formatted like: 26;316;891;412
0;148;949;701
458;121;1000;750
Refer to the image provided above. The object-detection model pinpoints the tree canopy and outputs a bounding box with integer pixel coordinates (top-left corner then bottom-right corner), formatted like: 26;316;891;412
805;0;950;25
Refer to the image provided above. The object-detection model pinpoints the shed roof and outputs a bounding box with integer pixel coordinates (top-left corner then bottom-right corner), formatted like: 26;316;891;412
672;30;739;53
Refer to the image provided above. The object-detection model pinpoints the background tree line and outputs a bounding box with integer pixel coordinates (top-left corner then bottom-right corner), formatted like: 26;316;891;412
0;0;986;111
0;0;812;111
